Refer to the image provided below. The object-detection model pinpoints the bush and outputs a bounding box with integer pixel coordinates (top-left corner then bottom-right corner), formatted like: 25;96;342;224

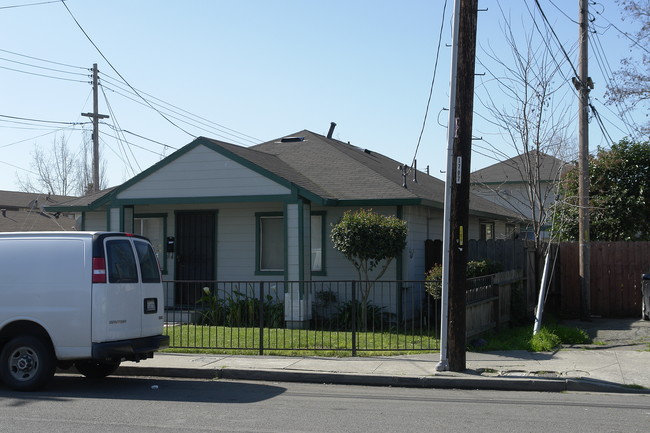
466;260;502;278
424;264;442;300
425;260;502;300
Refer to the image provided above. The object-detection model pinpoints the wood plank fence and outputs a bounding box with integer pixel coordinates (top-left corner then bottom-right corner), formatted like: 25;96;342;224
553;241;650;318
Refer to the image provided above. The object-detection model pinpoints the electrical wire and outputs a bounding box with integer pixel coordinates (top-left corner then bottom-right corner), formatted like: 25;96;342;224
99;76;260;145
99;82;140;176
0;0;63;10
0;56;89;77
0;64;88;83
0;48;86;70
60;0;196;138
411;0;449;168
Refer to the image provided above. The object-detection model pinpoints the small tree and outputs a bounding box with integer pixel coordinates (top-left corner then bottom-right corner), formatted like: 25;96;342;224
552;138;650;241
330;209;407;329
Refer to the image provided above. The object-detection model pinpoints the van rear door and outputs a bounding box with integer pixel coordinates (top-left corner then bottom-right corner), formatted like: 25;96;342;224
92;234;163;343
132;238;163;337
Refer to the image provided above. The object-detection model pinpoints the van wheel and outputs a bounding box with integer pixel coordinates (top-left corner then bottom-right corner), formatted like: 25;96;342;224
75;360;121;379
0;336;56;391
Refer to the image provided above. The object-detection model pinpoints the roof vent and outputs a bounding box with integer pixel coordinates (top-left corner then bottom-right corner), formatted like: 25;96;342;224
281;136;305;143
327;122;337;139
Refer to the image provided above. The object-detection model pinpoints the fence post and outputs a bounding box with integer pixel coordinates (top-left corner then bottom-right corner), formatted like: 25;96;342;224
259;281;265;356
351;281;357;356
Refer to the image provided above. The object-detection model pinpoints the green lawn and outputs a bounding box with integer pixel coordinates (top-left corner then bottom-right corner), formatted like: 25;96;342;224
164;325;440;357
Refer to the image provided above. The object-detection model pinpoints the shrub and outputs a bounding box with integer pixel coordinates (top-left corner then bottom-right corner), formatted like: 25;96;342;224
425;264;443;300
425;260;502;300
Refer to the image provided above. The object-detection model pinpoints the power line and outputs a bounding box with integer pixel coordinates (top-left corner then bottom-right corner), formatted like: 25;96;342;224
99;83;140;176
100;82;258;146
411;0;449;168
0;48;87;70
0;0;63;10
60;0;197;139
0;64;88;83
0;114;87;126
99;73;261;145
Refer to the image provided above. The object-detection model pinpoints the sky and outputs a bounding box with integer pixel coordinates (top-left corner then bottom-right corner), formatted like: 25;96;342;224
0;0;646;194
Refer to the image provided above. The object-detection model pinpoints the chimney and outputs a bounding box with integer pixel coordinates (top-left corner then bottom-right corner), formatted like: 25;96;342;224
327;122;337;139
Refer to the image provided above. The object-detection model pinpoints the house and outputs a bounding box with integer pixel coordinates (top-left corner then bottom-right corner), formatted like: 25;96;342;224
0;190;77;232
47;130;522;324
470;150;567;240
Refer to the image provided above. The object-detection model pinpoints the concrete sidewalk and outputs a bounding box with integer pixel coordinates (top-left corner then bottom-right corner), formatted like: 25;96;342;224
117;319;650;393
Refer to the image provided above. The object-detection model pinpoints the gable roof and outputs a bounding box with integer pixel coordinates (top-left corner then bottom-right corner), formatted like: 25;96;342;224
46;130;521;220
471;150;567;184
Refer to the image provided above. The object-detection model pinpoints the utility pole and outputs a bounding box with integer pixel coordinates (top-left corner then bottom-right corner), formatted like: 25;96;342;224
82;63;109;194
577;0;591;321
445;0;479;372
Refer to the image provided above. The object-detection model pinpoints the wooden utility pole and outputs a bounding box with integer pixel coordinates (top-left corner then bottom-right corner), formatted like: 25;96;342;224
577;0;591;321
447;0;479;372
81;63;109;193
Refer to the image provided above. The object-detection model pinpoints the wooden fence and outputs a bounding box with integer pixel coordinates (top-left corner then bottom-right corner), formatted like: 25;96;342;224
466;270;520;337
553;241;650;318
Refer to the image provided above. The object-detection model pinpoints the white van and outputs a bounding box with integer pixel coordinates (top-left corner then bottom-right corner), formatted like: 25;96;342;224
0;231;169;391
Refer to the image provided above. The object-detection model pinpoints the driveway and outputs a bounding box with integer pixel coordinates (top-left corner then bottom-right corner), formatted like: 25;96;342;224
561;318;650;350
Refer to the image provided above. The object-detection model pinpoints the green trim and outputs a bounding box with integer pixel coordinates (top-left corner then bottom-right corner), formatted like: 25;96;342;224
134;213;169;275
297;202;305;283
335;198;427;207
310;211;327;276
122;206;134;233
80;211;86;231
255;212;285;276
111;194;294;206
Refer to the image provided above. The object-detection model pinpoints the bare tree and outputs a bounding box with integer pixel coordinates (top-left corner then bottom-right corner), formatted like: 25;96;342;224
17;135;77;196
472;11;573;250
606;0;650;136
16;132;106;196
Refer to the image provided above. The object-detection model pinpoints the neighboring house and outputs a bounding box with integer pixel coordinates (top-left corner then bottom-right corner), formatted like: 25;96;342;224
470;150;567;240
47;130;522;322
0;190;77;232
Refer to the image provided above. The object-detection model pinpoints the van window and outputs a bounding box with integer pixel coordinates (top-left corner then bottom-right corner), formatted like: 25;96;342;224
135;241;161;283
106;240;138;283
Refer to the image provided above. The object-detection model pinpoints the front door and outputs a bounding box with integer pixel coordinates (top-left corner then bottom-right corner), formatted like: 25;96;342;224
175;212;215;305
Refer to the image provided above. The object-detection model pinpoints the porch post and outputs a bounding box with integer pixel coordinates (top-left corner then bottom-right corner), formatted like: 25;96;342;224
284;200;313;329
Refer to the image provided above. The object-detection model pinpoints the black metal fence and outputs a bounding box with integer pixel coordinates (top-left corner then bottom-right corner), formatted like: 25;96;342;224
164;280;441;355
163;275;510;355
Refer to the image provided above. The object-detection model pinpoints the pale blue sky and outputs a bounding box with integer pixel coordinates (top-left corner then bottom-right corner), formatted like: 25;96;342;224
0;0;644;192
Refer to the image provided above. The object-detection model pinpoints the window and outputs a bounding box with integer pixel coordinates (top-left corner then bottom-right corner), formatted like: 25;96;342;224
106;239;138;283
257;212;326;274
259;215;284;272
480;221;495;241
134;240;161;283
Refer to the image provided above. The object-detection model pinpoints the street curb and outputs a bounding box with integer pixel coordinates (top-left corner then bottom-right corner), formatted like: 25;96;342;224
115;365;649;393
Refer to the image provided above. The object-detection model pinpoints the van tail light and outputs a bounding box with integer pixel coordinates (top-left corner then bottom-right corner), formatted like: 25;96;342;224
92;257;107;283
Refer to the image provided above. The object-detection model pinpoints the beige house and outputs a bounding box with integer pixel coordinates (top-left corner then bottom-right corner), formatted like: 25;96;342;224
48;130;522;317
